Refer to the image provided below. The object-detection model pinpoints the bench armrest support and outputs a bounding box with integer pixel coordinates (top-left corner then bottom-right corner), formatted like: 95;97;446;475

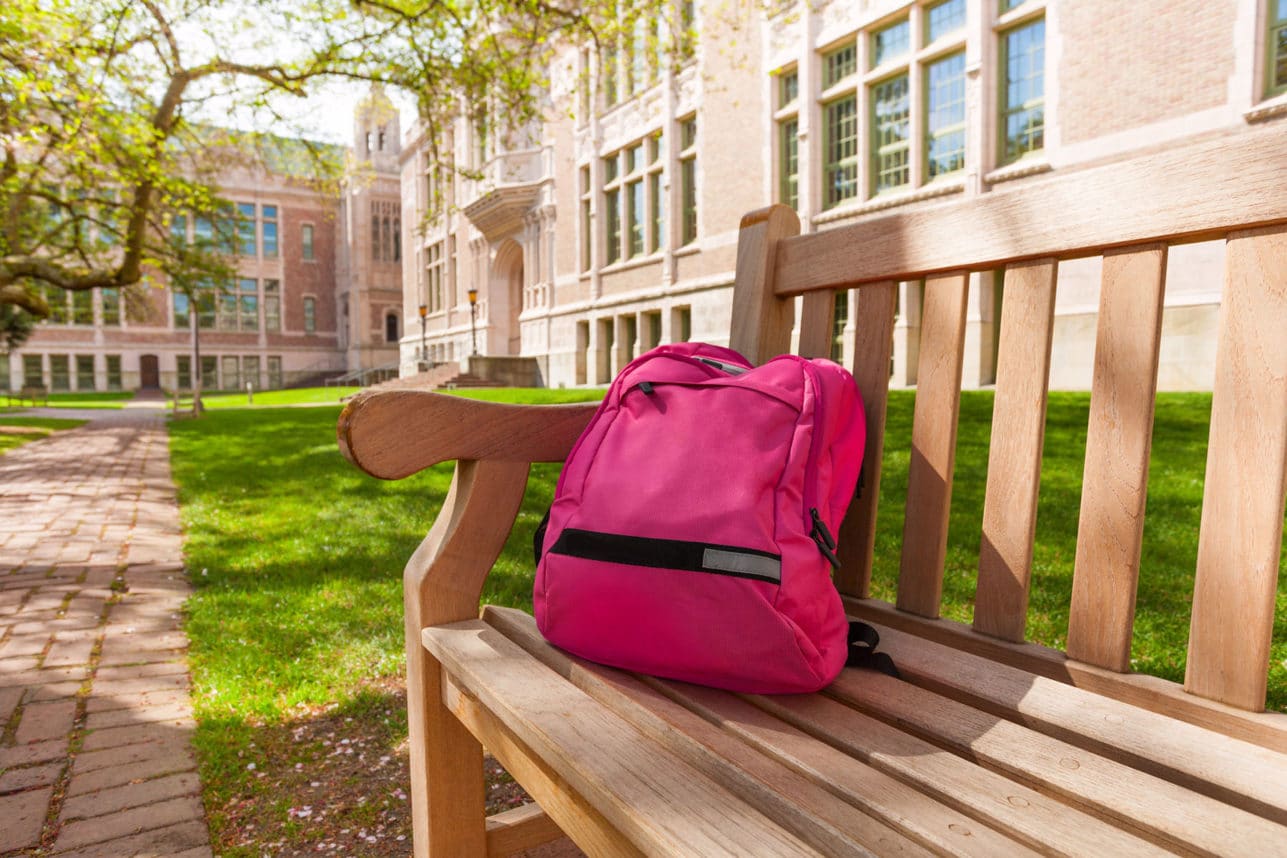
338;390;598;479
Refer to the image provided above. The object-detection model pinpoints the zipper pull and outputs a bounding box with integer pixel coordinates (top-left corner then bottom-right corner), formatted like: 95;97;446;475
810;508;840;570
694;356;749;375
639;381;655;395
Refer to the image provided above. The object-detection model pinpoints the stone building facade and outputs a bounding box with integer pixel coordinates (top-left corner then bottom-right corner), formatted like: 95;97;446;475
1;91;404;394
399;0;1287;390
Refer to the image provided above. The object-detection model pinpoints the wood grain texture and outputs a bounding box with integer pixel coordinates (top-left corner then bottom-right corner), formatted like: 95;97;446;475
750;693;1168;856
484;606;928;858
897;273;970;617
836;282;898;598
973;260;1058;642
1186;225;1287;711
338;390;598;478
445;678;647;858
1065;246;1168;670
403;460;531;857
485;804;565;857
846;596;1287;752
827;671;1287;856
773;123;1287;295
730;204;801;363
797;290;838;360
857;618;1287;826
426;620;823;857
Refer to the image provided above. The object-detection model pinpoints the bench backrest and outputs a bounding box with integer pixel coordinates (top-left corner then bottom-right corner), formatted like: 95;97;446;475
728;124;1286;715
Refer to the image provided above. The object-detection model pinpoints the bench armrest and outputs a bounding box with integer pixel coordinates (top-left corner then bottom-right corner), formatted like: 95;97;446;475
337;389;598;479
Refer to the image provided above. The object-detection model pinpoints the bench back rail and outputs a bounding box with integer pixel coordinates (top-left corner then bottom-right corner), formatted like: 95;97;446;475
731;123;1287;718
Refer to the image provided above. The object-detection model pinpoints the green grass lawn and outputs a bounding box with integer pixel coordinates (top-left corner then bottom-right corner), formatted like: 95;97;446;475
2;391;134;410
195;386;364;409
0;416;88;453
169;388;1285;854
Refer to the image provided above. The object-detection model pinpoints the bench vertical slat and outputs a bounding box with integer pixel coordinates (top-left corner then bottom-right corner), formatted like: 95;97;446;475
797;290;837;359
1065;245;1169;671
897;273;970;618
731;205;800;363
973;260;1058;642
405;459;532;857
1186;224;1287;711
837;281;898;598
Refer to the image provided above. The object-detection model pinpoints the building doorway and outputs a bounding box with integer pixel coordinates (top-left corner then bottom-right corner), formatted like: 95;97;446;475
139;354;160;389
492;240;524;355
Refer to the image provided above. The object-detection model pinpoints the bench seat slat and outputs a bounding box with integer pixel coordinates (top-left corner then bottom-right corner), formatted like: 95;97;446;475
859;619;1287;825
898;273;970;617
1067;245;1169;670
483;607;1030;857
826;668;1287;856
424;619;824;857
974;259;1059;641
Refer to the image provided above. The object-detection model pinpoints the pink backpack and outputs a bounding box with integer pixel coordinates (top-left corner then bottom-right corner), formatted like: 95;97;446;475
534;342;887;693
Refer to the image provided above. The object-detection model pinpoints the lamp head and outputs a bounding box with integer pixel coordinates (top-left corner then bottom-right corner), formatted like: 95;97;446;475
467;288;478;306
418;303;427;319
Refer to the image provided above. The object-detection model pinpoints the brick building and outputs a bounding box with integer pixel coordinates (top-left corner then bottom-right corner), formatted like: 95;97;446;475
398;0;1287;390
1;92;403;394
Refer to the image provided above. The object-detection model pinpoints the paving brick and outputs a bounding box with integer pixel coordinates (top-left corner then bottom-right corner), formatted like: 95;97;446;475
0;761;62;792
86;702;193;731
0;633;51;657
45;638;97;668
94;661;188;682
29;679;88;701
52;819;210;858
0;654;41;674
62;771;201;822
0;738;69;767
0;685;24;724
66;753;197;798
72;735;190;774
0;786;52;852
86;689;189;714
81;720;191;752
15;699;79;745
53;794;205;850
92;674;190;697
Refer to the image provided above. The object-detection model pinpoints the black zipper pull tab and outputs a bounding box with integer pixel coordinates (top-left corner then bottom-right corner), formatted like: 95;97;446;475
810;508;840;570
639;381;655;395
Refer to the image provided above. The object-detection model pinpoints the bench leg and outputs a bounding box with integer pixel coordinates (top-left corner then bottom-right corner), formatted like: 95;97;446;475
404;459;531;857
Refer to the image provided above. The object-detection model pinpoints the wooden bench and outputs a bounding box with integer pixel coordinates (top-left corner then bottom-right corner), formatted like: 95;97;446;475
6;385;49;407
338;125;1287;856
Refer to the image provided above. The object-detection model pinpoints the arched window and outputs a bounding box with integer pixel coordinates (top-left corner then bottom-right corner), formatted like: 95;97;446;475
393;218;401;262
382;217;391;263
385;312;399;343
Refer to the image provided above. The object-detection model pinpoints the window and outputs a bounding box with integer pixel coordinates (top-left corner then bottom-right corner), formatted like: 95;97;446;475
871;75;910;193
378;126;386;151
261;205;278;258
76;355;94;391
371;215;381;262
872;19;910;66
625;144;645;258
1000;17;1045;163
194;215;213;246
779;70;799;106
393;218;401;262
197;289;216;330
42;285;68;324
171;214;187;244
679;117;698;245
580;165;592;271
604;154;622;264
648;133;664;253
72;290;93;325
177;355;191;390
824;96;859;207
23;355;42;388
237;278;258;331
237;202;257;256
222;355;241;391
201;356;217;389
831;291;849;363
382;217;391;263
426;242;444;313
101;288;120;326
106;355;121;390
385;313;399;343
303;297;316;333
243;356;260;389
173;293;191;329
927;0;966;42
267;356;283;389
927;53;967;178
779;119;799;209
1268;0;1287;96
264;280;281;331
302;224;314;260
824;44;857;87
50;354;70;391
673;305;692;342
602;44;619;107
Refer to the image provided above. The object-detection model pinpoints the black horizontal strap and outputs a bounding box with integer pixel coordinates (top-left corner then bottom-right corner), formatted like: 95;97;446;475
846;621;900;678
549;528;781;584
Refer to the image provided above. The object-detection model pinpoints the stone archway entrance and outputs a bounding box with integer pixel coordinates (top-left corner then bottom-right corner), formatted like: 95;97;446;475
492;240;524;355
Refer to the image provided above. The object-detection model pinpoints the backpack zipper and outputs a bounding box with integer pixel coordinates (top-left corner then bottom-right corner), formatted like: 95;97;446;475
810;508;840;570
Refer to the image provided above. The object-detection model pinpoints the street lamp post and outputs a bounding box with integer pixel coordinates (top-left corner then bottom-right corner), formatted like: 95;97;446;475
468;287;479;356
418;303;427;369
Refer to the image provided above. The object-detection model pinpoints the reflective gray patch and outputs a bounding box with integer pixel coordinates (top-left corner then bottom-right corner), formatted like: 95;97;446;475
701;548;781;583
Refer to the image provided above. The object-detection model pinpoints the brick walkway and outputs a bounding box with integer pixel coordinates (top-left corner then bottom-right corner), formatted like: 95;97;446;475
0;410;211;857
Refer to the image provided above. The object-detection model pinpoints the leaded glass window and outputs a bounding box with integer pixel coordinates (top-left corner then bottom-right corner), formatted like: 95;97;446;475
824;97;859;208
1001;18;1045;163
927;53;967;178
872;75;910;193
